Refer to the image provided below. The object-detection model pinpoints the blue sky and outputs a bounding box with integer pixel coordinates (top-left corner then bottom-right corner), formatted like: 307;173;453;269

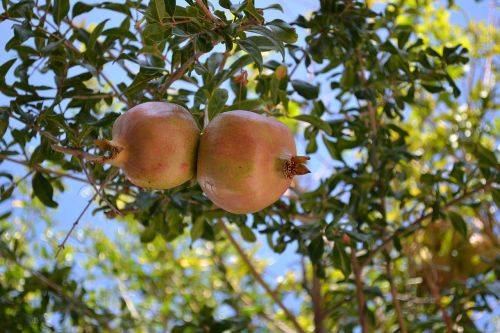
0;0;497;330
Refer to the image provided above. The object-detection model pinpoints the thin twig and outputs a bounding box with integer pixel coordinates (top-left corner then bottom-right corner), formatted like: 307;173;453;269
0;155;88;183
351;247;368;333
160;52;202;94
56;169;119;257
386;258;407;333
362;182;490;265
217;219;307;333
79;158;121;217
99;71;130;107
195;0;223;26
289;53;306;79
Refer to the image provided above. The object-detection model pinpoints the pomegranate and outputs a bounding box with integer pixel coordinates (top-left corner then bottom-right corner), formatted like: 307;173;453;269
197;110;309;214
54;102;200;189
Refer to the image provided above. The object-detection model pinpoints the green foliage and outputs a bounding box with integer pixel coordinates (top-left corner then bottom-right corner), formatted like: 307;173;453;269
0;0;498;332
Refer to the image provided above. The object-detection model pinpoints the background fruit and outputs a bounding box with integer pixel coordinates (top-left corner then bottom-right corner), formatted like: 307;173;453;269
197;110;309;214
100;102;199;189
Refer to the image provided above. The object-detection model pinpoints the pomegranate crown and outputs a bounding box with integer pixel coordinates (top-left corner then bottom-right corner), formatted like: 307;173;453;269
283;156;310;179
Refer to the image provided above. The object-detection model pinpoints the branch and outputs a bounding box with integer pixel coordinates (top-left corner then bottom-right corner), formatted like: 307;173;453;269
311;265;325;333
160;52;202;94
386;258;407;333
351;247;368;333
362;182;490;265
0;250;114;330
195;0;223;26
55;168;119;257
79;158;121;217
51;144;103;162
422;268;453;333
212;247;296;333
0;155;88;183
217;219;307;333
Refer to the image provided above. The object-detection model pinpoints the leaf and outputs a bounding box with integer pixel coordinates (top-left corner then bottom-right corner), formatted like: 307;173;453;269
237;39;263;72
291;80;319;99
164;0;176;16
153;0;167;21
88;19;108;49
294;114;332;135
246;26;285;59
207;88;228;121
492;188;500;208
448;211;467;238
52;0;70;25
308;236;324;263
332;241;351;278
0;111;8;140
191;217;205;241
421;83;444;94
32;172;58;208
472;143;498;167
267;19;298;43
140;225;157;243
72;2;94;17
239;224;256;242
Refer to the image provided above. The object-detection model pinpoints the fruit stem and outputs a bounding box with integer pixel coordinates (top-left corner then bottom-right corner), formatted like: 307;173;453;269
283;155;310;179
51;140;123;163
51;144;104;162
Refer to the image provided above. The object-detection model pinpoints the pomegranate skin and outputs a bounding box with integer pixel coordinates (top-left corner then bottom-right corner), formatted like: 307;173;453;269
197;110;299;214
108;102;199;189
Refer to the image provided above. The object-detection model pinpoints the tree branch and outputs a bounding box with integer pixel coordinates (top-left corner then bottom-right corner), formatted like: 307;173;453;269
362;182;490;266
351;247;368;333
217;219;307;333
56;168;119;257
0;155;88;183
386;258;407;333
79;158;121;217
195;0;223;26
160;52;202;94
311;265;325;333
0;250;114;330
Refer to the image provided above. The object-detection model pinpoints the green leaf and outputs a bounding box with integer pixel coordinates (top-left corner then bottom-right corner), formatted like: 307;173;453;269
237;39;263;72
294;114;332;135
0;111;8;140
140;225;157;243
153;0;167;21
291;80;319;99
308;236;324;263
332;242;351;278
267;19;298;43
32;172;58;208
72;2;94;17
421;83;444;93
191;217;205;241
52;0;70;25
492;188;500;208
2;0;7;11
88;19;108;49
472;143;498;167
164;0;176;16
207;88;228;121
247;26;285;59
239;224;256;242
448;211;467;238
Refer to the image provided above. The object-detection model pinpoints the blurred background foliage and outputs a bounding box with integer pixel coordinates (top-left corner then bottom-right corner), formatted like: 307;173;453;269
0;0;498;332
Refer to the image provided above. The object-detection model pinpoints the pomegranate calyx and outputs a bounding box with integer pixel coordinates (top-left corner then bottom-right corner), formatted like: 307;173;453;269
93;139;124;163
283;155;310;179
